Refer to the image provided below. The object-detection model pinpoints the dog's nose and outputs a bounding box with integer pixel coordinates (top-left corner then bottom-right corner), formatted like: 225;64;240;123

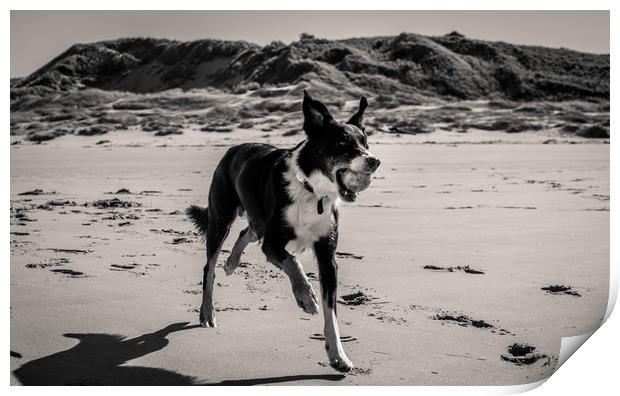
366;156;381;171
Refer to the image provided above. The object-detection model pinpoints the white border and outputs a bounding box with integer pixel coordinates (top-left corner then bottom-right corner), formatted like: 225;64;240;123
4;2;616;395
4;1;618;10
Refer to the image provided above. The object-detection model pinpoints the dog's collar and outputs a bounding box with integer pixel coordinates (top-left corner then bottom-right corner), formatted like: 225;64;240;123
296;172;328;215
297;173;315;194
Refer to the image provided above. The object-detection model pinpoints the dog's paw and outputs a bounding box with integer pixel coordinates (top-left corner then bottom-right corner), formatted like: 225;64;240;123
199;307;217;328
293;282;319;315
200;320;217;328
200;317;217;328
223;255;239;276
329;356;354;373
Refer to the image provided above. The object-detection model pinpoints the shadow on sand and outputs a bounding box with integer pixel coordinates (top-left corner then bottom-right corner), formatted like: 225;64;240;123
13;322;345;386
210;374;346;386
13;322;201;385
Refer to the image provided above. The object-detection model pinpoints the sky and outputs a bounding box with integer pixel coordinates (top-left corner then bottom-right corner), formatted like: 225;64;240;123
10;10;610;78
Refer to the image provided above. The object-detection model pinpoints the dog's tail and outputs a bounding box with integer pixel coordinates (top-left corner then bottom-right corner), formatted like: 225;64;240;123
186;205;209;236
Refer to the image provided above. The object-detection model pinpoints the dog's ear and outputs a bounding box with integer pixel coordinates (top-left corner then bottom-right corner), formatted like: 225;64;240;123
303;90;333;136
347;97;368;131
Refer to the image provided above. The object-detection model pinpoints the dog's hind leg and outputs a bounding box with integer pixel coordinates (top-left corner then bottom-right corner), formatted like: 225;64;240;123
200;177;238;327
200;215;232;328
224;227;258;276
201;217;234;326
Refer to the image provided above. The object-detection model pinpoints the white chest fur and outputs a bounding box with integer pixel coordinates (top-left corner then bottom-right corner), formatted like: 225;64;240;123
284;192;335;253
283;146;339;253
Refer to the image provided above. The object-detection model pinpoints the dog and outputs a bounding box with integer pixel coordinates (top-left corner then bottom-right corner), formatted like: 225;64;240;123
187;90;380;372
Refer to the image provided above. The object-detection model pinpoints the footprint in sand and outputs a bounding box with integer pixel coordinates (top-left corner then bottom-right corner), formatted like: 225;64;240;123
13;210;37;223
433;313;512;335
50;269;85;278
310;334;358;342
26;258;70;269
110;263;139;271
36;200;78;211
423;265;485;275
367;310;408;326
188;306;250;313
541;284;582;297
42;248;92;254
317;362;372;375
88;198;141;209
500;343;552;366
107;188;132;194
337;291;374;306
168;237;193;244
18;189;56;196
336;251;364;260
102;213;140;221
215;306;251;312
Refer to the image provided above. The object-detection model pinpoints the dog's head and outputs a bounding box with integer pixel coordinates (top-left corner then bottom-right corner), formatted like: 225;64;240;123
297;90;380;202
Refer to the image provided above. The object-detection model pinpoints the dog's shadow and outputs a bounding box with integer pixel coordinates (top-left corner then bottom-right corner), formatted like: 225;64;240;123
13;322;345;386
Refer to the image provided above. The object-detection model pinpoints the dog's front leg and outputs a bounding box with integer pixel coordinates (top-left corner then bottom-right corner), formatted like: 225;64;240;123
314;234;354;372
262;241;319;315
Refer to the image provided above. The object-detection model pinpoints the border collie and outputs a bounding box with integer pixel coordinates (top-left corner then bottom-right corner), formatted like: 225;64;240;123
187;91;380;372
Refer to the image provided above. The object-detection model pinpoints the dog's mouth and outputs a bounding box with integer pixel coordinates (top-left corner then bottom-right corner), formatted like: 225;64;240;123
336;169;358;202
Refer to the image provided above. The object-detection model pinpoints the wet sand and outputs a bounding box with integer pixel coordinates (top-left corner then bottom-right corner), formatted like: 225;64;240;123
10;130;609;385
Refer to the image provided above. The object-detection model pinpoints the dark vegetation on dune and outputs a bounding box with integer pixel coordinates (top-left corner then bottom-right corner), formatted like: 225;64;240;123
10;32;609;142
12;32;609;100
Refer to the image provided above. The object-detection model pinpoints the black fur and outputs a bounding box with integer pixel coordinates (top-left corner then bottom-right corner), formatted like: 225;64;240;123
314;213;339;309
347;97;368;131
185;205;209;236
186;91;380;371
297;92;373;201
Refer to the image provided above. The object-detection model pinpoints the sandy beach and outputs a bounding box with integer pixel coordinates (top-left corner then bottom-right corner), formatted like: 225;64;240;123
10;129;609;385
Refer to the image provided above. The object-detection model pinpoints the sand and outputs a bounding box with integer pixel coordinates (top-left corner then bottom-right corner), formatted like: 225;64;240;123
10;129;609;385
